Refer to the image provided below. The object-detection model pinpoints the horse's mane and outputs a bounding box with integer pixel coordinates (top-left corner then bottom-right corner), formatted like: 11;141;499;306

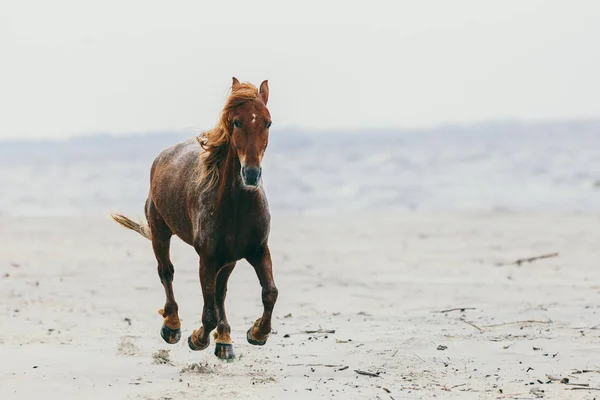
196;82;259;191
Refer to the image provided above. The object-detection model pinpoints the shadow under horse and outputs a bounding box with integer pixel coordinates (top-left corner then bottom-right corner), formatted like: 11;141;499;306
110;77;278;360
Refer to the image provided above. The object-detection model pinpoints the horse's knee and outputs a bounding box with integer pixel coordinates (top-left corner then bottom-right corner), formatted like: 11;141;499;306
157;263;174;283
262;285;278;307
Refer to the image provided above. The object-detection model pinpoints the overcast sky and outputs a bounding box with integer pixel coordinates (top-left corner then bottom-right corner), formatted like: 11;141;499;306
1;0;599;139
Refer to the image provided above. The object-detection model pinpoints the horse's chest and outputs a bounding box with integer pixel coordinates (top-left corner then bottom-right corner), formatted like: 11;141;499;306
215;217;268;261
224;233;235;248
222;230;242;255
197;190;270;262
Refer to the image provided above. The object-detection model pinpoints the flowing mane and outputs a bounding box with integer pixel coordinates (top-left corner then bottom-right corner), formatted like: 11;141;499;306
196;82;260;190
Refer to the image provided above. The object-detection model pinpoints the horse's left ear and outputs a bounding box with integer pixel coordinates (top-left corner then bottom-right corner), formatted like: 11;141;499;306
259;80;269;105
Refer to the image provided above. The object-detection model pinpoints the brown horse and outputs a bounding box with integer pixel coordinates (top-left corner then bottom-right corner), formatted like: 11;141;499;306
110;77;277;360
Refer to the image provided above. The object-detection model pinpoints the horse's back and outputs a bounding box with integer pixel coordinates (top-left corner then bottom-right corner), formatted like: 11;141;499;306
151;138;201;177
147;138;203;244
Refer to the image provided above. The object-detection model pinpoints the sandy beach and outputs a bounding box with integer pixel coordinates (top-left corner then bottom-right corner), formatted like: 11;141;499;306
3;3;600;398
1;211;599;399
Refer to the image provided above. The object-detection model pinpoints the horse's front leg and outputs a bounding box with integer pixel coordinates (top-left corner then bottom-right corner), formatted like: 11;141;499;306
188;255;218;352
246;245;279;346
213;262;236;360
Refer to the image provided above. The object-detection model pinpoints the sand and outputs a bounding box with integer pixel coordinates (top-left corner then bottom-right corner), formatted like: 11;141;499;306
1;211;600;399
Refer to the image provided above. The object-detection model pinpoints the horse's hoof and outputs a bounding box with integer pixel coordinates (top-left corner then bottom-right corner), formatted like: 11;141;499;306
214;343;235;360
246;328;267;346
188;335;209;351
160;325;181;344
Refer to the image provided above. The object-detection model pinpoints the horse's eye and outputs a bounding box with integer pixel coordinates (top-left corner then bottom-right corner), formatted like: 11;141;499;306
233;119;241;128
266;121;272;128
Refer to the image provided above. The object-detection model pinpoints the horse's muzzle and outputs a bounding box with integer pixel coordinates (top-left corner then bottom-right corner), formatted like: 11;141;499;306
241;166;262;187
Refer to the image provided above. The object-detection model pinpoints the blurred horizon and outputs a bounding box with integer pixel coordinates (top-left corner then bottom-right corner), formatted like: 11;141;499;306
1;116;599;144
2;118;599;217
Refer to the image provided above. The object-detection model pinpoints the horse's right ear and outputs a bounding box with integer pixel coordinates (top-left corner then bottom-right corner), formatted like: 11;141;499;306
259;80;269;105
232;77;240;89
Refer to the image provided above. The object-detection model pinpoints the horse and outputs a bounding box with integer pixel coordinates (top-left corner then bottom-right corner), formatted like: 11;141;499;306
110;77;278;360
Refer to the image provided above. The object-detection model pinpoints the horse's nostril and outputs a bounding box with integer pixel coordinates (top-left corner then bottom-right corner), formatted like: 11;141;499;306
242;166;262;186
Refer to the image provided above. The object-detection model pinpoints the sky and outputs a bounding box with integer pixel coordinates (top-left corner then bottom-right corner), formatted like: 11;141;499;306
1;0;599;139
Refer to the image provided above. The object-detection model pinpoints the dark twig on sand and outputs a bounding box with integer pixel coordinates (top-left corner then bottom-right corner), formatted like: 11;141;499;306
436;307;476;313
566;387;600;391
571;325;600;330
286;328;336;336
483;319;552;328
304;329;336;334
507;252;559;266
355;370;381;377
288;363;343;368
461;319;485;332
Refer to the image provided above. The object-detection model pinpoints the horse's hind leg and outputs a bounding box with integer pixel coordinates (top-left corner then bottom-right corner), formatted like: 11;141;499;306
148;201;181;344
213;263;236;360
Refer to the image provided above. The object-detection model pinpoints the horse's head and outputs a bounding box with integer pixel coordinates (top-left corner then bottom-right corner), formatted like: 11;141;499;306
230;77;271;188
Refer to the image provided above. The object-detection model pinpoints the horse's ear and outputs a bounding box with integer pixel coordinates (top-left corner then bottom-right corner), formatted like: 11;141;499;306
259;80;269;105
232;77;240;89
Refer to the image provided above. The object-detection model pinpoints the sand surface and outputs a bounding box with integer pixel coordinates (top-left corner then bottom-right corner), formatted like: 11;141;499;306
1;212;600;399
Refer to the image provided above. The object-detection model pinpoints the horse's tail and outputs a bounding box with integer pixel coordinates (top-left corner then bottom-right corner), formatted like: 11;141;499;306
110;213;152;240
